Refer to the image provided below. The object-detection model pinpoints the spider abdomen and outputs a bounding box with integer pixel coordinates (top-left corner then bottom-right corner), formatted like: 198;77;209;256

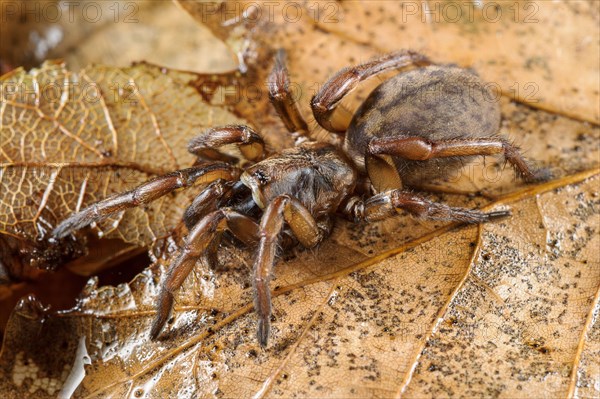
345;65;501;186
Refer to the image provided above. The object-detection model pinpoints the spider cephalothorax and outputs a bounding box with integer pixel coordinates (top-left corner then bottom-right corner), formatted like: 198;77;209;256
52;50;547;346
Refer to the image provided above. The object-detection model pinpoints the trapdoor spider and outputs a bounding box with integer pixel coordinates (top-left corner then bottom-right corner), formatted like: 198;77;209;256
52;50;547;347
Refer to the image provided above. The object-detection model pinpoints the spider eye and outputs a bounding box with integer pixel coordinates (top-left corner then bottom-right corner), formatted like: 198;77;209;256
254;170;270;185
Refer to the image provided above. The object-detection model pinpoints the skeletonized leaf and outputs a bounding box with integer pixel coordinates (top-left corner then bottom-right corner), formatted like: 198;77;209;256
1;1;599;398
0;59;277;274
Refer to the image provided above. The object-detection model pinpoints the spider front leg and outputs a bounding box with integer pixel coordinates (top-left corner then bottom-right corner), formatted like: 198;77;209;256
183;179;247;229
51;162;241;239
343;190;509;223
150;208;259;340
254;195;324;347
368;135;551;183
183;180;256;269
188;125;265;163
268;49;310;141
311;50;432;133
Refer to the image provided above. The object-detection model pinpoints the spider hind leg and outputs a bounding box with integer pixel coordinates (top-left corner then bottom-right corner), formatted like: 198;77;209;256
368;135;551;183
343;190;509;224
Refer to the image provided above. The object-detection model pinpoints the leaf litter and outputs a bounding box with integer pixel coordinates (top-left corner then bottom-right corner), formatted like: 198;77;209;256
1;1;599;398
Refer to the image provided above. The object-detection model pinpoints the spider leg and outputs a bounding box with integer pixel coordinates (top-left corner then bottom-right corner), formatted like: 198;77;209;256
343;190;509;223
311;50;432;133
188;125;265;163
268;49;311;142
184;180;255;269
368;135;551;182
202;228;223;271
51;162;240;239
254;195;323;347
183;179;238;229
150;208;259;340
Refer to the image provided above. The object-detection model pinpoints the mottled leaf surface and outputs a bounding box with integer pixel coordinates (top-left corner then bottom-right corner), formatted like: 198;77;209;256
0;171;598;398
0;1;599;398
0;53;287;278
178;0;599;124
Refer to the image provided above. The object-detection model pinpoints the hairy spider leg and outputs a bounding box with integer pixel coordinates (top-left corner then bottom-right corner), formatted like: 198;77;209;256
183;180;257;270
342;190;509;223
51;162;241;240
368;135;551;183
188;125;265;163
311;50;432;133
150;208;259;340
267;49;310;141
254;195;324;347
183;179;238;229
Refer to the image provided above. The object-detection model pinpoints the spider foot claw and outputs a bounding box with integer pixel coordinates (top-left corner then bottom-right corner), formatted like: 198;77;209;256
51;215;90;239
150;290;174;340
257;316;270;348
527;167;554;183
486;209;511;220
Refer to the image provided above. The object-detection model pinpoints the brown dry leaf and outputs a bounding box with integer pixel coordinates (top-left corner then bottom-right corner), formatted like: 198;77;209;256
0;0;159;71
0;0;255;331
0;0;599;398
177;0;599;125
0;57;284;277
56;1;237;73
0;170;598;398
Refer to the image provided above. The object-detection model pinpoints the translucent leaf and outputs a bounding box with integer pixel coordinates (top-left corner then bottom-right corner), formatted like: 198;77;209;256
1;1;599;398
0;59;282;274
